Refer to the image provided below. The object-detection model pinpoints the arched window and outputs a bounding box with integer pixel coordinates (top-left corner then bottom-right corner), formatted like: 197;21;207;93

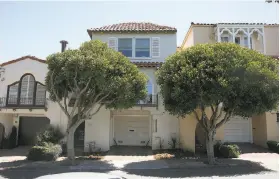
20;74;35;105
6;74;46;107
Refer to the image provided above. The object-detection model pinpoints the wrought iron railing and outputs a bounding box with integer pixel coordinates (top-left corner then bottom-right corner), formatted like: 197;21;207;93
0;97;47;108
135;94;158;107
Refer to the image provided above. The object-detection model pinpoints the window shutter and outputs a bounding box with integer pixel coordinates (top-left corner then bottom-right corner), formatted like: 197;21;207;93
108;37;117;51
151;37;160;58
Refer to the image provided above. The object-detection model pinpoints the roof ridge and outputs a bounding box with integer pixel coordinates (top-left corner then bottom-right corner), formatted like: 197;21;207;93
87;22;177;35
1;55;46;67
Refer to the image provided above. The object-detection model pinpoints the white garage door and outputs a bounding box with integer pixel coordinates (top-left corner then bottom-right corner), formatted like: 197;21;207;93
224;116;252;143
114;116;150;146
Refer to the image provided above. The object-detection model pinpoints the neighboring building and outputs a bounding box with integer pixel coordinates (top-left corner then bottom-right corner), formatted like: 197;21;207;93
0;22;179;152
179;22;279;151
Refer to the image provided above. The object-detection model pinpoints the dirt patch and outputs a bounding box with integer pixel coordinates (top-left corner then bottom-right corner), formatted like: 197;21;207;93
153;149;198;160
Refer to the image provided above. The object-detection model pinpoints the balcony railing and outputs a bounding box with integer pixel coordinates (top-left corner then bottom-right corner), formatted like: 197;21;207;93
135;94;158;108
0;97;47;108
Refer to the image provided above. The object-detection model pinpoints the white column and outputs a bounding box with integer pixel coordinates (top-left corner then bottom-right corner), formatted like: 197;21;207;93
262;27;266;54
217;27;221;42
247;28;251;49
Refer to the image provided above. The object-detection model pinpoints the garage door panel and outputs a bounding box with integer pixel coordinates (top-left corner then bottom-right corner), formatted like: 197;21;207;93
114;116;150;146
224;116;251;143
19;117;50;145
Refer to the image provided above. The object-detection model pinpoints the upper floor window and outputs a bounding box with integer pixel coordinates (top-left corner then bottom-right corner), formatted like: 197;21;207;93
118;38;133;57
109;37;159;58
221;36;229;42
6;74;46;106
117;38;151;58
135;38;150;58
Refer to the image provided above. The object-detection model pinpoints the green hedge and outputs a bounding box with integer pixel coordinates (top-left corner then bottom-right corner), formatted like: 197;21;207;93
214;142;241;158
27;143;62;161
267;141;279;153
36;125;64;146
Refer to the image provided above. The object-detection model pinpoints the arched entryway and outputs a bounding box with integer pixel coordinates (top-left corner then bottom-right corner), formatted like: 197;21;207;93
0;123;5;148
74;121;85;155
195;123;206;154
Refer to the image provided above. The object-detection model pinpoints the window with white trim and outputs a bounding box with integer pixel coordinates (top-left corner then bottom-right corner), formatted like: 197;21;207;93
117;38;151;58
118;38;133;57
135;38;150;57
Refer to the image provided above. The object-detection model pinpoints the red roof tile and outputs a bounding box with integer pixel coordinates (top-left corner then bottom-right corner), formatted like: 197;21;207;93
132;61;163;68
1;55;46;66
87;22;177;35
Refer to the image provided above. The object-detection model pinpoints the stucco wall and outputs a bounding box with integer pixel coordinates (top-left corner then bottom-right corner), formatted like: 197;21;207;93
179;114;197;152
0;114;14;136
182;28;194;49
91;33;177;61
252;113;267;147
264;26;279;56
193;26;216;45
84;107;111;152
266;112;279;142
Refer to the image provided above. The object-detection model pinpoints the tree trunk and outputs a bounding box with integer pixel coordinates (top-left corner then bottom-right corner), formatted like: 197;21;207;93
67;129;75;161
205;131;216;165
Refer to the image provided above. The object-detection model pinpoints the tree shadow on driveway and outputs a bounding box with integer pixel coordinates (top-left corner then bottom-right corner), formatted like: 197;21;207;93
0;158;116;179
123;159;276;178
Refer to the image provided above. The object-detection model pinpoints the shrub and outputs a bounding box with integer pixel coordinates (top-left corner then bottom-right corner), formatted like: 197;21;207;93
36;125;64;146
214;141;223;157
2;126;17;149
214;142;240;158
267;141;279;153
27;142;62;161
168;137;179;149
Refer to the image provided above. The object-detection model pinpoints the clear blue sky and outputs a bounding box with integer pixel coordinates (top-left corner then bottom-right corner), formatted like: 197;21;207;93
0;1;278;62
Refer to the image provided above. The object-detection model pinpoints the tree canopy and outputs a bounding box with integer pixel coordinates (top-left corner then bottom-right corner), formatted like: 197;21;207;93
46;40;147;112
157;43;278;119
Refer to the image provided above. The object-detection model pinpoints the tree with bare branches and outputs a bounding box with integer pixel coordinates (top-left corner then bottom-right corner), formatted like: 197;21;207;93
157;43;279;165
45;40;147;160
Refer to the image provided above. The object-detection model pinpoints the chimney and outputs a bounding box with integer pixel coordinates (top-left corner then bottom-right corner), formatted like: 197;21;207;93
60;40;68;52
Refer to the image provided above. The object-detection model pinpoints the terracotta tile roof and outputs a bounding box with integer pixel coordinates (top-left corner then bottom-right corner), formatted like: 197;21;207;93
1;55;46;67
87;22;177;36
190;22;279;26
132;61;163;68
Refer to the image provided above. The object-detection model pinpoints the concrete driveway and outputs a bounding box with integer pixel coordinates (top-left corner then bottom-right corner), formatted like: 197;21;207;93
0;146;30;163
104;146;154;161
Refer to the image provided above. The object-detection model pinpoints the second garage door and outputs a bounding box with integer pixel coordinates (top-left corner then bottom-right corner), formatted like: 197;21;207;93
224;116;252;143
114;116;150;146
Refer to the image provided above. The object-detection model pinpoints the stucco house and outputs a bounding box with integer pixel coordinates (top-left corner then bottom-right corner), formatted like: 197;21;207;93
0;22;180;152
179;22;279;151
